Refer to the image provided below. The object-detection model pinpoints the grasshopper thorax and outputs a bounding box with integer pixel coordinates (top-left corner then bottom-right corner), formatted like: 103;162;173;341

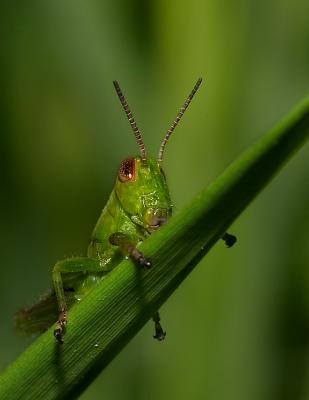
115;156;172;233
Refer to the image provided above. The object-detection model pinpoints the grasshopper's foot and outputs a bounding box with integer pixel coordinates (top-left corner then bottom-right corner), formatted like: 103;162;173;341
138;255;152;269
222;232;237;248
153;312;166;341
153;325;166;341
54;328;64;344
127;245;152;269
54;309;67;344
109;232;152;269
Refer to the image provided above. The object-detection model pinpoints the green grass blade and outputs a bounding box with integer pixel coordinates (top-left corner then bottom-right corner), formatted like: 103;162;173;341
0;96;308;400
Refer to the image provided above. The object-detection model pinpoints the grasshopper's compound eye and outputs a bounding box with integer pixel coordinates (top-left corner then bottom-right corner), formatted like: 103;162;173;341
118;157;136;182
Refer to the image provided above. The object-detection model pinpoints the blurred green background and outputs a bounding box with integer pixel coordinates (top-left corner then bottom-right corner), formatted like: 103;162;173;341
1;1;308;399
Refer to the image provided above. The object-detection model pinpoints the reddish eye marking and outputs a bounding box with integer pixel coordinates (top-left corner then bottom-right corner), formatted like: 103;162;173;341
118;157;136;182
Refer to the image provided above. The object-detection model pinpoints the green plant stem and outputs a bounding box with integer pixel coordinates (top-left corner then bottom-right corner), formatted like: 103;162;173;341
1;97;308;400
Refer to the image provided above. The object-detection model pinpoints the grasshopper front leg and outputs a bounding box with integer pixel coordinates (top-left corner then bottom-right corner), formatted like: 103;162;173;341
52;257;103;344
109;233;167;341
109;232;152;269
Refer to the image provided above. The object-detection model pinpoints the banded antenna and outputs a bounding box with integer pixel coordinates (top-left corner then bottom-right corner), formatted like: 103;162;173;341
113;81;147;161
157;77;202;164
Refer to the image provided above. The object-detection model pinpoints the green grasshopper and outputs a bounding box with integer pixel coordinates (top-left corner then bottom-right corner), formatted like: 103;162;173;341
15;78;236;344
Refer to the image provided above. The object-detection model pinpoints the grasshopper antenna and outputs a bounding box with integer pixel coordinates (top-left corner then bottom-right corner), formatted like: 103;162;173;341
157;77;202;164
113;81;147;161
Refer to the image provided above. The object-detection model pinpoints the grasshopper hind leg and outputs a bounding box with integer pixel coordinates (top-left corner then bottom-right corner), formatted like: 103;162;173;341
52;257;104;344
152;311;166;341
54;309;67;344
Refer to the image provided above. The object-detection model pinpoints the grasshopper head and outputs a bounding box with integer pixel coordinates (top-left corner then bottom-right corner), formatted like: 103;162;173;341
115;157;172;233
113;78;202;233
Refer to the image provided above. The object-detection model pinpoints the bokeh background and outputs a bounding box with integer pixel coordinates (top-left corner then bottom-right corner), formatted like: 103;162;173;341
1;1;308;399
